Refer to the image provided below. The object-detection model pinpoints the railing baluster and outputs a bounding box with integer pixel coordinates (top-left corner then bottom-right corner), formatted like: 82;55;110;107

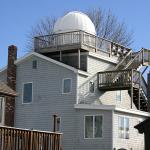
0;126;62;150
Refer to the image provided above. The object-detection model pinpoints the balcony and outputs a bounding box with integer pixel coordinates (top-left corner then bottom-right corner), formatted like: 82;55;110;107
34;30;130;57
97;69;141;91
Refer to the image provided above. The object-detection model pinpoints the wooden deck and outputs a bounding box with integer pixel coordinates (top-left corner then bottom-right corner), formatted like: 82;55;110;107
0;126;62;150
34;30;130;57
97;69;141;90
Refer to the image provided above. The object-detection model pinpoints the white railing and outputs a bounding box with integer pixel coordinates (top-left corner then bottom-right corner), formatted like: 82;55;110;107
77;74;98;104
34;30;130;57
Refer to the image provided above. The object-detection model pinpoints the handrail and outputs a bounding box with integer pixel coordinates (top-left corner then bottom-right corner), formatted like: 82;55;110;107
124;48;144;69
34;30;130;57
114;50;132;70
78;74;97;104
141;75;148;96
97;69;147;89
97;69;133;89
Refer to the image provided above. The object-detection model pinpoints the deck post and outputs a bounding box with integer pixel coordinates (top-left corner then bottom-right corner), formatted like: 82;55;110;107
131;70;133;109
53;114;57;132
78;49;81;69
138;72;141;110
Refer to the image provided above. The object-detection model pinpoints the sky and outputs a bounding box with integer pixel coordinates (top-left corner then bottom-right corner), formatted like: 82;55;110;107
0;0;150;69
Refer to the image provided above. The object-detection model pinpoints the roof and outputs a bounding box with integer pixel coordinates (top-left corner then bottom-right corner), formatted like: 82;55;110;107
54;11;96;35
0;81;17;97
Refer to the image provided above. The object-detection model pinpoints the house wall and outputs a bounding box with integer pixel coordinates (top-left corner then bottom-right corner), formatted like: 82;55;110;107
15;56;78;150
100;90;137;110
74;109;113;150
87;55;115;74
113;111;146;150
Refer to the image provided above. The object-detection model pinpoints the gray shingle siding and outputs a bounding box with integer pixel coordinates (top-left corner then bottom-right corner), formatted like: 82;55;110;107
87;55;114;74
113;111;145;150
74;109;113;150
15;56;78;150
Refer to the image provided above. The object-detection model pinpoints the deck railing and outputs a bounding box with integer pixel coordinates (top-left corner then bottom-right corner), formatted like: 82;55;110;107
34;30;130;57
0;126;62;150
97;69;142;90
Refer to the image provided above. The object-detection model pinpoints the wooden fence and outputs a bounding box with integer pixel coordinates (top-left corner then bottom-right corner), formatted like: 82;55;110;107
0;126;62;150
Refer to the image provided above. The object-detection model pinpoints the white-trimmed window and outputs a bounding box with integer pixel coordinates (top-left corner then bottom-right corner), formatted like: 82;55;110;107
23;83;33;103
0;97;4;123
84;115;103;139
116;90;122;101
62;78;72;94
118;116;129;139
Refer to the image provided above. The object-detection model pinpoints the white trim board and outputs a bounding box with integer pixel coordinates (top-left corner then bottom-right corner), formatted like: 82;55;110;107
74;104;116;110
74;104;150;117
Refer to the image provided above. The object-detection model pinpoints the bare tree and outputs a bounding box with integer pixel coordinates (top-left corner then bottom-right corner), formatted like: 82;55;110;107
27;17;56;50
28;8;133;50
86;8;133;46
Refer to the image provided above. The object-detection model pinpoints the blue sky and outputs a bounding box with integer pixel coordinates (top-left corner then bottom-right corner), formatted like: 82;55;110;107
0;0;150;69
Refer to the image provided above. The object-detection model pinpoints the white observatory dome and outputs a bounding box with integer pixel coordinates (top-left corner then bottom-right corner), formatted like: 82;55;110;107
54;11;96;35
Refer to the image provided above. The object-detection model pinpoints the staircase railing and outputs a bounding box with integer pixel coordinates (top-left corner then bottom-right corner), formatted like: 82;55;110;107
114;48;150;71
77;74;97;104
124;48;144;69
141;75;148;98
114;50;132;70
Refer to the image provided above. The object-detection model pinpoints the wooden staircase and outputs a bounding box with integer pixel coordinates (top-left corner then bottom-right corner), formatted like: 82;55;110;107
98;48;150;112
128;87;148;111
114;48;150;70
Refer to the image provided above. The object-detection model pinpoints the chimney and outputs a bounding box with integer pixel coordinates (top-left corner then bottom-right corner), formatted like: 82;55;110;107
147;72;150;112
5;45;17;126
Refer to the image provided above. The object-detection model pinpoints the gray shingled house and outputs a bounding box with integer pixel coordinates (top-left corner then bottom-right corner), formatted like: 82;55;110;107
0;11;150;150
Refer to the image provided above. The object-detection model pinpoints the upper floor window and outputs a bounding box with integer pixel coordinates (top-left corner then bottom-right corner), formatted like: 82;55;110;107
118;116;129;139
84;115;103;139
89;81;94;93
23;83;33;104
62;78;72;94
116;90;122;101
32;60;37;69
0;97;4;123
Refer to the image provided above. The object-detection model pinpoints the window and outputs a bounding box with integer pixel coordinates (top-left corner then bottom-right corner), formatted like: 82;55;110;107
0;97;4;123
62;78;72;94
89;81;94;93
23;83;33;103
118;116;129;139
56;117;61;132
116;90;122;101
85;115;103;138
32;60;37;69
